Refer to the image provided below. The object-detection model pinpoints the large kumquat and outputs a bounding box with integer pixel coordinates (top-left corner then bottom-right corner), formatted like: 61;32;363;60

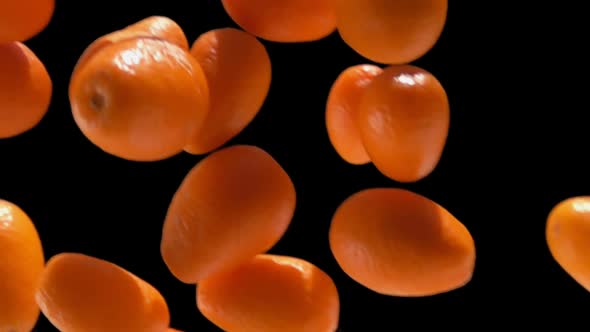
0;42;52;139
0;199;45;332
0;0;55;43
161;145;296;284
185;28;271;155
329;188;475;297
36;253;169;332
197;254;340;332
69;37;209;162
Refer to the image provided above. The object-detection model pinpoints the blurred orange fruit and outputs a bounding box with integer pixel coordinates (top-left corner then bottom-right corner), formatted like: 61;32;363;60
221;0;337;42
0;199;45;332
0;0;55;43
161;145;296;283
185;27;271;155
546;196;590;292
325;64;382;165
329;188;475;297
36;253;169;332
335;0;448;64
197;254;340;332
0;42;52;139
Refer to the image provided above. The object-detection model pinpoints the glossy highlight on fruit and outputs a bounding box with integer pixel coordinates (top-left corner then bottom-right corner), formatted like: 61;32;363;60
69;37;209;161
221;0;337;42
358;64;449;183
197;254;340;332
546;196;590;292
185;28;271;154
161;145;296;284
335;0;448;64
326;64;382;165
0;0;55;43
73;16;189;75
0;199;45;332
329;188;475;297
36;253;169;332
0;42;52;139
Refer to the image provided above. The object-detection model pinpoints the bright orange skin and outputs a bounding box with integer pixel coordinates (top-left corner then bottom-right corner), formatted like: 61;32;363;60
0;200;45;332
329;188;475;297
546;196;590;292
36;253;169;332
73;16;189;75
221;0;337;42
69;37;209;162
0;42;52;139
161;145;296;284
0;0;54;43
358;65;449;183
197;254;340;332
185;28;271;155
335;0;447;64
325;64;382;165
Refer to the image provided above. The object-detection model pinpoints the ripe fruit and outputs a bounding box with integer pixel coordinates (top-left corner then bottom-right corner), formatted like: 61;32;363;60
221;0;337;42
335;0;448;64
73;16;189;75
69;37;209;161
36;253;169;332
357;64;449;183
329;188;475;297
0;42;52;139
197;254;340;332
161;145;296;284
546;196;590;292
0;199;45;332
0;0;55;43
325;64;382;165
185;28;271;155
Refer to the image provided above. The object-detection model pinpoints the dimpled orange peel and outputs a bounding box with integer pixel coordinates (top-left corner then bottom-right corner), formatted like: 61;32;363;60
221;0;337;42
0;0;55;43
335;0;448;64
197;254;340;332
357;64;450;183
69;37;209;162
73;16;190;75
329;188;475;297
0;42;52;139
36;253;169;332
0;199;45;332
161;145;296;284
546;196;590;292
185;27;271;155
325;64;382;165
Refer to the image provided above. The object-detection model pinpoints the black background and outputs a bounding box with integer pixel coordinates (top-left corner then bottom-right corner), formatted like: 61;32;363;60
1;1;589;330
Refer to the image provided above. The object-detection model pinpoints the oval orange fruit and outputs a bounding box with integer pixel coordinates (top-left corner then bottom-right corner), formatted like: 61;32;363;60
335;0;448;64
197;254;340;332
546;196;590;292
69;37;209;161
325;64;382;165
329;188;475;297
0;42;52;139
185;28;271;155
221;0;337;42
0;0;55;43
358;64;449;183
0;199;45;332
36;253;169;332
161;145;296;284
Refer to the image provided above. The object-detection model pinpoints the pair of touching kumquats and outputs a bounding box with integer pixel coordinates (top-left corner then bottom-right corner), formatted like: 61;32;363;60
1;1;589;332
